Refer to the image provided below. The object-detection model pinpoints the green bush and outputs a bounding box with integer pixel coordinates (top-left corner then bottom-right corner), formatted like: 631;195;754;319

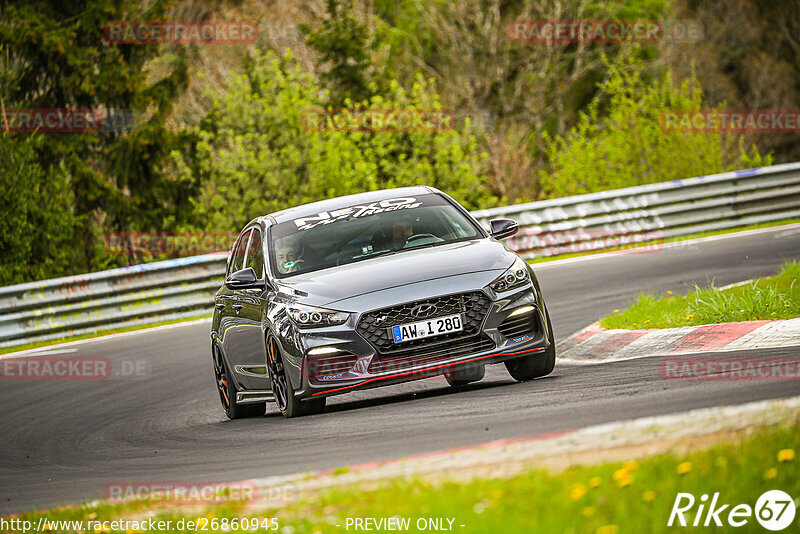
173;50;494;232
540;53;771;198
0;134;78;285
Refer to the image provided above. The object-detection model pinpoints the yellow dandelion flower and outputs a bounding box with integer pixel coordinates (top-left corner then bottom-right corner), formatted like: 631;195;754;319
613;309;619;313
612;468;630;481
589;476;602;488
778;449;795;462
491;489;503;500
582;506;596;518
624;460;639;471
643;491;656;502
616;475;632;488
677;462;691;475
765;467;778;479
667;290;673;295
87;513;98;520
596;525;619;534
570;485;588;501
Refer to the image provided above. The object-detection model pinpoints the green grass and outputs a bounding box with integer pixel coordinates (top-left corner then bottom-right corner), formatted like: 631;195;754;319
13;421;799;533
600;261;800;330
527;218;800;264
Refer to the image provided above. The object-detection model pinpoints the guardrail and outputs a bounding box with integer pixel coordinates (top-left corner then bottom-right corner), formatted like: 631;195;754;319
2;162;799;348
471;161;800;259
0;254;227;348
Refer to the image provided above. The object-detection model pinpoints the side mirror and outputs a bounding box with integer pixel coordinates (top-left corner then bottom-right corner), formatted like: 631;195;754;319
225;267;266;290
489;218;519;240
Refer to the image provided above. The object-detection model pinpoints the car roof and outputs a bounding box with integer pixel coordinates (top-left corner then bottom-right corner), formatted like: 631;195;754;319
262;186;439;225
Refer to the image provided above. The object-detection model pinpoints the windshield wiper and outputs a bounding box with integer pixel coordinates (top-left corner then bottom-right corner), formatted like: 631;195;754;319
403;240;450;253
354;249;400;260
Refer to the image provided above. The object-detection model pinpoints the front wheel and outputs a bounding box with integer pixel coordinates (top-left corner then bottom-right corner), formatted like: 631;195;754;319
266;335;326;418
505;309;556;381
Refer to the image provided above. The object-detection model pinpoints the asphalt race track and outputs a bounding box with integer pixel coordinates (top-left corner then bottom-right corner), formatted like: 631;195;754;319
1;225;799;513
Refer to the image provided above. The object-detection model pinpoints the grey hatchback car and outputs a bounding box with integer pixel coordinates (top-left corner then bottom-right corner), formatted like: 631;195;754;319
211;186;555;418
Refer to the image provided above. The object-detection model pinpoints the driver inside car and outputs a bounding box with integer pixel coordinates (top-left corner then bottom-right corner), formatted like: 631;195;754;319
390;220;414;250
277;242;304;273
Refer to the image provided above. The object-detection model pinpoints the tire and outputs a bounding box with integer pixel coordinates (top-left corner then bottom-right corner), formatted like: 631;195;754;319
266;335;326;418
505;309;556;381
445;363;485;387
213;345;265;419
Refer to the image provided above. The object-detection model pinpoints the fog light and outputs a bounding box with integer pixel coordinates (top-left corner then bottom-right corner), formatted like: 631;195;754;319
308;346;343;356
508;305;535;318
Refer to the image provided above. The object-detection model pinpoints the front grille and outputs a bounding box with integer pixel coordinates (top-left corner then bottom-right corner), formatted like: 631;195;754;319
356;291;491;354
498;310;539;339
368;335;495;374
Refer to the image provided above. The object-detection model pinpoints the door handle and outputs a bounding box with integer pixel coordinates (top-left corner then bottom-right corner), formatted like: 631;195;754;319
232;304;244;314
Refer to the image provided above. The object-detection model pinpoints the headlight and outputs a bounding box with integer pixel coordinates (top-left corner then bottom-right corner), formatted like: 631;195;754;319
287;305;349;327
490;257;531;293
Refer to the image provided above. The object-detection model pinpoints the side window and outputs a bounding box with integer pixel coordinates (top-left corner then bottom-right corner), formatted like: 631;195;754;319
228;230;250;276
245;230;265;278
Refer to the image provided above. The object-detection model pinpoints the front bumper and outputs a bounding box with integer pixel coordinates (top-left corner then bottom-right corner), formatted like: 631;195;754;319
287;284;551;400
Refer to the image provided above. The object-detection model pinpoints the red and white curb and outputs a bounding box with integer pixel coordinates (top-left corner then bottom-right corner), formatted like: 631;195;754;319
559;318;800;363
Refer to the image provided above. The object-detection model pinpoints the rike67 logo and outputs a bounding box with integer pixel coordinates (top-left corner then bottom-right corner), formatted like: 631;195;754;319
668;490;796;531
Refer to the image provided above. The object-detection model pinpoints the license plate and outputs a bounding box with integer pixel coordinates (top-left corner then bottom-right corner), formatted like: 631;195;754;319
391;313;463;343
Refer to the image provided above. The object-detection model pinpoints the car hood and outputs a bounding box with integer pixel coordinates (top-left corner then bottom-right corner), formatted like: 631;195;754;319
276;239;515;308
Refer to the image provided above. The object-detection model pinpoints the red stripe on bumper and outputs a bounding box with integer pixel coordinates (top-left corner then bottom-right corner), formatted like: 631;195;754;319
311;346;546;397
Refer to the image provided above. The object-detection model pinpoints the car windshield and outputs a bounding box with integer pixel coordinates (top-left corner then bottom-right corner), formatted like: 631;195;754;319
269;193;482;278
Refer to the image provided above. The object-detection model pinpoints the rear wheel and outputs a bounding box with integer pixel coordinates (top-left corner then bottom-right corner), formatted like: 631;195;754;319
505;309;556;381
445;363;485;387
213;345;265;419
266;335;326;418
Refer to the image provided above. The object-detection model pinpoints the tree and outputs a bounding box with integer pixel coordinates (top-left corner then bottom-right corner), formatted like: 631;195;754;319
540;53;771;198
302;0;373;106
667;0;800;163
173;50;494;232
0;132;78;285
0;0;194;275
368;0;674;202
